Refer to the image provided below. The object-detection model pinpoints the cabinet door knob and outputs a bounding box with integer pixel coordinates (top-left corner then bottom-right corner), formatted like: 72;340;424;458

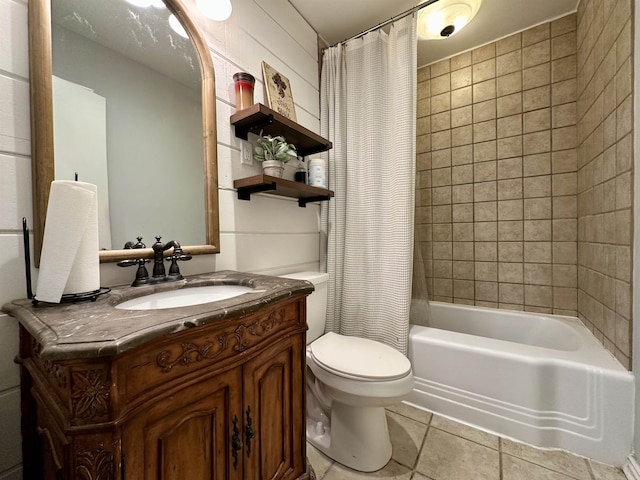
245;406;256;457
231;415;243;470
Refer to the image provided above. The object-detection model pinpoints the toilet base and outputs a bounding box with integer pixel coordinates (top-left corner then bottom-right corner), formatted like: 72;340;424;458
306;403;392;472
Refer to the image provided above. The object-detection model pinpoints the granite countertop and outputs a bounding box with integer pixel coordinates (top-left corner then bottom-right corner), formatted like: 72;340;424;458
2;270;313;361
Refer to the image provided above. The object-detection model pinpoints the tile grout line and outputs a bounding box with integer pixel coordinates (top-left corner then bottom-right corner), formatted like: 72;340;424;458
585;457;597;480
413;410;436;478
501;450;588;480
412;422;431;474
499;437;504;480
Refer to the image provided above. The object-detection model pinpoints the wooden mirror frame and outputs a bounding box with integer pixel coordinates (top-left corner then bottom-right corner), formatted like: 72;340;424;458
28;0;219;265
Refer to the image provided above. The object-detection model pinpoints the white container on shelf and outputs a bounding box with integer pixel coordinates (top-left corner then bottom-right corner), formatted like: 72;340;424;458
308;158;327;188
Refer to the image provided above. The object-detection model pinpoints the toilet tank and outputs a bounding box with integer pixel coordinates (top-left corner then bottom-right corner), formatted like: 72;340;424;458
280;272;328;343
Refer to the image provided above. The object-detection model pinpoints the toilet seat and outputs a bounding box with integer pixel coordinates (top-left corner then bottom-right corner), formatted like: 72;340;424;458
309;332;411;381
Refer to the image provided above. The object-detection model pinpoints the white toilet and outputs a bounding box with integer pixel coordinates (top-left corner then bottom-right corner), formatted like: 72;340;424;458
282;272;414;472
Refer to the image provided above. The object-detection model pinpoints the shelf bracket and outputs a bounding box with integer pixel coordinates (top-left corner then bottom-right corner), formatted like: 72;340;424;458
233;114;275;140
298;196;331;207
299;142;334;157
237;182;277;201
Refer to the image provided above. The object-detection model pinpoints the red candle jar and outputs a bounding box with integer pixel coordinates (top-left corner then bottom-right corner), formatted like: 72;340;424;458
233;72;255;110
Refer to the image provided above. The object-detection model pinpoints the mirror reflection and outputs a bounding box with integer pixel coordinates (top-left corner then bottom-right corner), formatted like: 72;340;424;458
50;0;205;250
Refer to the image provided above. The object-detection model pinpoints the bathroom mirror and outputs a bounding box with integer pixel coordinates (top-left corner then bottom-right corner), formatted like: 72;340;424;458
29;0;219;265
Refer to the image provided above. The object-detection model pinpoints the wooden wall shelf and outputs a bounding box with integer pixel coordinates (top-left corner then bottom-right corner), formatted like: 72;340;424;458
230;104;332;157
234;175;334;207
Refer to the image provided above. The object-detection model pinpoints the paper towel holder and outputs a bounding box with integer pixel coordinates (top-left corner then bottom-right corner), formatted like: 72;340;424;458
22;218;110;305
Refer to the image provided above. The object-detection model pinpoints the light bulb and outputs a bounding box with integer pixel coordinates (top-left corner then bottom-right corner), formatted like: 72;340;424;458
197;0;232;21
168;13;189;38
425;11;445;37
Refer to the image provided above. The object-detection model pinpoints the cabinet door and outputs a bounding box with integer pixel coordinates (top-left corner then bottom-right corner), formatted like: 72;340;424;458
122;368;243;480
242;335;305;480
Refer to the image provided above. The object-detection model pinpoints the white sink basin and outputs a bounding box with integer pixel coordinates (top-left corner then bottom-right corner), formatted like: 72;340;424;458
115;285;254;310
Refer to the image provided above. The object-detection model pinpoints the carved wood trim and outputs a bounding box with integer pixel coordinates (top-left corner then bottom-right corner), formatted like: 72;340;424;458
156;308;288;372
70;370;110;422
42;359;69;389
156;338;229;373
32;338;69;389
247;308;285;336
75;448;115;480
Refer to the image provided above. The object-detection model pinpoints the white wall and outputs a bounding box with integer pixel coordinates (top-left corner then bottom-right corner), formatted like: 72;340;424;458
0;0;321;476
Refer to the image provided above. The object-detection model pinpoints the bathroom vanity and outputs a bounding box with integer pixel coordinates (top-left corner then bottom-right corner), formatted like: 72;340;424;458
3;271;314;480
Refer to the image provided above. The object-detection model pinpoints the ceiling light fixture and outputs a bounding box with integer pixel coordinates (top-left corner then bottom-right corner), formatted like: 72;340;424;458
196;0;233;21
417;0;481;40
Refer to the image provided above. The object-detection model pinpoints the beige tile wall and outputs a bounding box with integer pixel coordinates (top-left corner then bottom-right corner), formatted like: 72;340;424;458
417;3;634;369
417;14;579;316
575;0;633;368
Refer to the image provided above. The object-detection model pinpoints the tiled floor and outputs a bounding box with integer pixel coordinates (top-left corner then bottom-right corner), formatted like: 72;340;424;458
307;403;627;480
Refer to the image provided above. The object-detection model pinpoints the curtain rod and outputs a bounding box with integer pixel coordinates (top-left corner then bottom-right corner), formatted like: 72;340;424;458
330;0;441;47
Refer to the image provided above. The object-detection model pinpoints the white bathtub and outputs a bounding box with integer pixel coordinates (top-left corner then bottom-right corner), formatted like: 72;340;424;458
406;302;634;466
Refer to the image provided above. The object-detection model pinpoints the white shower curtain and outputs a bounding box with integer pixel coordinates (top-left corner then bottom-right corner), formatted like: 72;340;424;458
320;14;417;354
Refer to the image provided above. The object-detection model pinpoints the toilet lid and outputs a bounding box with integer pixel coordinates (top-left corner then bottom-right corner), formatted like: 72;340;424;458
310;332;412;380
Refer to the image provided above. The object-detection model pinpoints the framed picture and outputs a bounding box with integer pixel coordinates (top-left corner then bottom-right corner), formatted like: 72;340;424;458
262;61;297;121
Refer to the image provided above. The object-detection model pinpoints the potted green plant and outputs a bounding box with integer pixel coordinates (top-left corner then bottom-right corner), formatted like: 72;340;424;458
254;133;297;178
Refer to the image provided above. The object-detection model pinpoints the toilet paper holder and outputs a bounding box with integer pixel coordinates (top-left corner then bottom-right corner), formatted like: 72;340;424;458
22;218;110;305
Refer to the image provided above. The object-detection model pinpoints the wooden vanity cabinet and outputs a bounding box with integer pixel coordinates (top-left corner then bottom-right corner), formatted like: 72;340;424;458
17;295;310;480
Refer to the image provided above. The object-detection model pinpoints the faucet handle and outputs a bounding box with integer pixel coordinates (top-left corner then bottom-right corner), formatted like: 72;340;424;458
166;246;190;280
169;246;192;262
123;236;146;249
118;236;150;286
118;257;150;267
117;259;137;267
118;257;150;286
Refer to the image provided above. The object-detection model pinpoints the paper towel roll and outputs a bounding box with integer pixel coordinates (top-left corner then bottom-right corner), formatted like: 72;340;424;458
36;180;100;303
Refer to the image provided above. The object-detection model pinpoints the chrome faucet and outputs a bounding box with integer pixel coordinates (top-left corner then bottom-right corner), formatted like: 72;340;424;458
117;235;192;286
